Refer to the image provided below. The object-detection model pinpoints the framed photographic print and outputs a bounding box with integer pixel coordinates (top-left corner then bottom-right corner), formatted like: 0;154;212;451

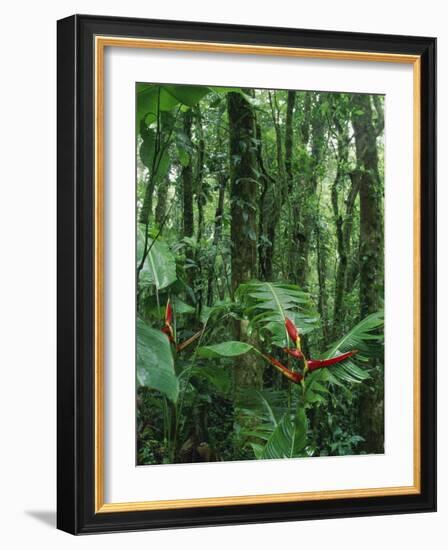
57;14;436;534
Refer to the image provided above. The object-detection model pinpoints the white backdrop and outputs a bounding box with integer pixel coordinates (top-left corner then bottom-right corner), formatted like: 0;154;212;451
0;1;444;548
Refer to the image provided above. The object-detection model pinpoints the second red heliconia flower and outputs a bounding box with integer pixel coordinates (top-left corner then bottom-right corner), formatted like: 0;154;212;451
307;350;358;371
283;347;303;359
285;317;300;348
263;355;303;384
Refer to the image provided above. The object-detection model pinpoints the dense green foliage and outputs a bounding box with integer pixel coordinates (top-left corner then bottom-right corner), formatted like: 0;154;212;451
136;84;385;465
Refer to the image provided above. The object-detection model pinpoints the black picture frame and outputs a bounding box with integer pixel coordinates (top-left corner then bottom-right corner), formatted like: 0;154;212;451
57;14;436;535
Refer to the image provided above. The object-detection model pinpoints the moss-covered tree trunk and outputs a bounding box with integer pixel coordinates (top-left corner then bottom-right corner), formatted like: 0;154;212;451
352;95;383;317
194;107;206;319
182;110;195;302
284;90;296;190
155;180;169;227
352;94;384;454
288;93;310;284
207;173;227;306
227;91;263;393
256;119;276;281
182;110;194;239
292;94;326;290
331;118;359;339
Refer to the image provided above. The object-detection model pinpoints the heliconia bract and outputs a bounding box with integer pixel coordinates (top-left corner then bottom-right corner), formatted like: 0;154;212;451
161;324;175;343
283;347;303;359
307;350;358;371
263;354;303;384
165;299;173;325
285;317;300;346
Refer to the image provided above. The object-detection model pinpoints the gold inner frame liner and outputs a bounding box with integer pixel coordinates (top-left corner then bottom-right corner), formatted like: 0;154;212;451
94;36;421;513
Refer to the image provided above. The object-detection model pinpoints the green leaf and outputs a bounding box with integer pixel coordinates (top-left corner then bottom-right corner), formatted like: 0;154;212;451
189;364;232;394
177;146;190;167
197;341;254;358
260;410;307;459
172;296;195;314
137;229;177;290
146;239;176;289
155;149;171;179
326;310;384;357
253;390;278;427
237;388;307;460
236;389;288;424
249;442;265;459
163;85;210;107
139;129;156;168
136;319;179;402
137;84;211;126
209;86;243;94
137;85;179;125
236;281;318;347
139;128;170;180
323;311;384;384
247;228;257;241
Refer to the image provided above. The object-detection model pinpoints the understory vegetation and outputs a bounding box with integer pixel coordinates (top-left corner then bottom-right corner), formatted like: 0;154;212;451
136;84;385;465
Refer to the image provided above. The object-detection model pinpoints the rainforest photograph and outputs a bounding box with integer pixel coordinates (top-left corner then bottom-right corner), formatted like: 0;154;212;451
136;83;385;466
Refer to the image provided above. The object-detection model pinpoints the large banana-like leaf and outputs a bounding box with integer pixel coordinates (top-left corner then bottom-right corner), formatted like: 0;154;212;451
322;310;384;384
139;128;170;179
197;341;254;358
237;389;307;459
188;364;233;395
137;84;211;125
137;227;177;290
137;318;179;402
137;84;247;125
260;410;307;459
237;389;287;426
236;281;319;347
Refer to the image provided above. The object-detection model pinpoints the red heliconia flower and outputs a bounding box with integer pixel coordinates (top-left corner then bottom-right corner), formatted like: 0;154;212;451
165;299;173;325
283;347;303;360
307;350;358;371
285;317;301;349
161;324;175;343
263;354;303;384
161;299;175;343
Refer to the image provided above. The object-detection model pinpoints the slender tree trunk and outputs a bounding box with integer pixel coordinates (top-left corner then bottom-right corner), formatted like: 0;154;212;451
139;173;156;224
255;120;276;281
139;90;162;225
283;91;296;283
295;95;326;289
285;90;296;190
181;110;195;302
155;180;169;226
331;120;359;338
316;214;330;345
182;111;194;239
227;91;263;391
259;91;296;281
194;107;206;319
352;95;383;316
207;174;227;306
288;93;311;283
332;175;359;336
268;92;286;195
352;94;384;454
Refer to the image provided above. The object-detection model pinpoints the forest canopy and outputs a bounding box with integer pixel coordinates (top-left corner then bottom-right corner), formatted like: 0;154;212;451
136;83;385;465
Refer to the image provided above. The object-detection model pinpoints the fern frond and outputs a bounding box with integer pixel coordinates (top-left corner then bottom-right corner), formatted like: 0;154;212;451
323;310;384;384
236;281;319;348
